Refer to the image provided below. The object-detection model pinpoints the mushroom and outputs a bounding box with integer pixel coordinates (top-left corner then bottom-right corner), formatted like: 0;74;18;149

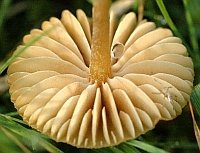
7;0;194;149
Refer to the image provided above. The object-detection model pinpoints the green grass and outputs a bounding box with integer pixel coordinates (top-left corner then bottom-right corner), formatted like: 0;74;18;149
0;0;200;153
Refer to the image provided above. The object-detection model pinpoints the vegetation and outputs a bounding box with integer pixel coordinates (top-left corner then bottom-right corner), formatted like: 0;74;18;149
0;0;199;152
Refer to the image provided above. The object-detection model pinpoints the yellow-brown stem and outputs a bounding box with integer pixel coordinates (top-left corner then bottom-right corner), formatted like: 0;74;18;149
138;0;144;22
89;0;111;86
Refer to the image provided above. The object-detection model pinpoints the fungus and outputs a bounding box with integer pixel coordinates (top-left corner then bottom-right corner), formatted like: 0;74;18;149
7;0;194;149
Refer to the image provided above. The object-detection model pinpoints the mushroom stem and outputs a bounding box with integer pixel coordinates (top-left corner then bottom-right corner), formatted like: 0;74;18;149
89;0;111;86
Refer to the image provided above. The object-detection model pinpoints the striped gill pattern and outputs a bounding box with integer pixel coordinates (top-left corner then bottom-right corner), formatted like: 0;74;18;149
7;9;194;148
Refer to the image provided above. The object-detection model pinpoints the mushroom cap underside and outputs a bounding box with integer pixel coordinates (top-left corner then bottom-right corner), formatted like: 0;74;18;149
7;9;194;148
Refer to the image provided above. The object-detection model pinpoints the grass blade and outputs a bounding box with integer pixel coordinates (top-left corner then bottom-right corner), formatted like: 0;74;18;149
4;112;19;116
0;114;64;153
0;127;32;153
155;0;180;38
126;140;169;153
93;148;113;153
155;0;195;58
191;84;200;117
0;131;22;153
189;101;200;150
0;0;11;31
109;147;125;153
118;143;141;153
1;114;27;125
0;25;55;74
183;0;199;51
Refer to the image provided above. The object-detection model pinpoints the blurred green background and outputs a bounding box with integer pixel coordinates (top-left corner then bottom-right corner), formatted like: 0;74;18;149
0;0;199;153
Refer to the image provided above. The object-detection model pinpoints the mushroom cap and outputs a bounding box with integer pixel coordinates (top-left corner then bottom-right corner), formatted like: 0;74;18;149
7;9;194;148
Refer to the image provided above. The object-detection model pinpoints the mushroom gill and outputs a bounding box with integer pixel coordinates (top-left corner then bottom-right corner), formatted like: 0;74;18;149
7;0;194;149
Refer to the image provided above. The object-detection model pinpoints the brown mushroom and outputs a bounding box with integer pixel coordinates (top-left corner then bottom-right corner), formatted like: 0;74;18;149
7;0;194;148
